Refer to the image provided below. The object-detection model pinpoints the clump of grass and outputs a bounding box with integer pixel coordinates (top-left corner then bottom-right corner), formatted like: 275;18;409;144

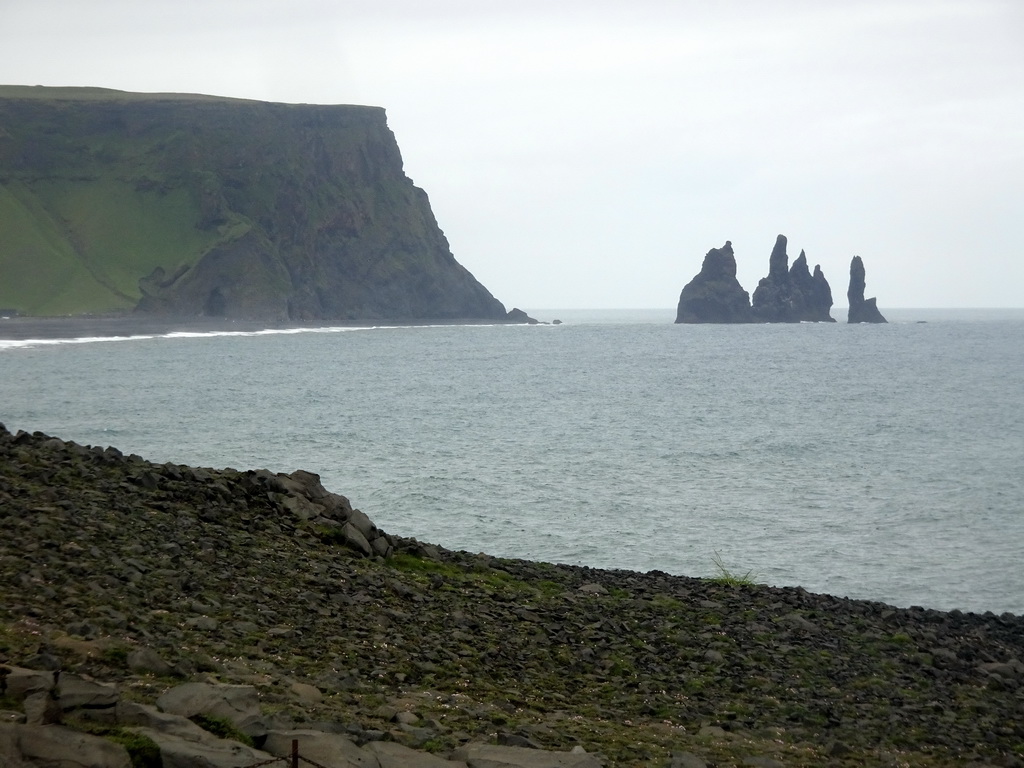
105;730;163;768
312;525;347;546
387;552;462;580
68;722;162;768
709;550;759;586
189;714;254;747
100;644;130;666
535;580;565;598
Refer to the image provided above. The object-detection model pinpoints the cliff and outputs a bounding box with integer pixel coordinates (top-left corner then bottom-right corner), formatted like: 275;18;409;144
0;86;509;321
847;255;887;323
674;240;753;323
750;235;835;322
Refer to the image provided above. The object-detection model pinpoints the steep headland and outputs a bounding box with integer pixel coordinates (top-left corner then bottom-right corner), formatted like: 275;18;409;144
0;86;509;322
848;255;888;323
2;423;1023;766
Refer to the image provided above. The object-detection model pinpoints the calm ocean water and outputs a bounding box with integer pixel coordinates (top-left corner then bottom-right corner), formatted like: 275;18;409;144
2;308;1022;615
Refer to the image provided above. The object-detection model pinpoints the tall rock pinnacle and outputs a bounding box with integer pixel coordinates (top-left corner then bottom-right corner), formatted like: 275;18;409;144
751;235;835;322
847;256;887;323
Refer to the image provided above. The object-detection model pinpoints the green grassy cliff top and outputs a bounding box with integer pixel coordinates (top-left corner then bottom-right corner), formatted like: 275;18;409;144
0;84;378;109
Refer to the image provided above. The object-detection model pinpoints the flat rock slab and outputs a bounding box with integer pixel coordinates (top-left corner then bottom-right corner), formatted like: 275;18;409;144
264;729;378;768
156;682;264;735
0;723;132;768
365;740;470;767
116;701;222;740
451;744;603;768
1;667;56;700
58;674;120;710
129;725;273;768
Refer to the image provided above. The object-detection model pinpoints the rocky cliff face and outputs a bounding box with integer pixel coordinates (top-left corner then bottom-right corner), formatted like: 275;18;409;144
750;235;835;323
847;256;887;323
675;241;753;323
0;86;508;321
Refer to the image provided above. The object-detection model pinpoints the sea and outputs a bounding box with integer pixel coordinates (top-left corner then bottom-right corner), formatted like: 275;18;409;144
2;308;1022;616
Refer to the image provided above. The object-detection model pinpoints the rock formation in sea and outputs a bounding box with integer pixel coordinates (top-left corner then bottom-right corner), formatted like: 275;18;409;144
506;307;540;324
0;85;509;322
675;241;753;323
847;255;887;323
750;235;835;322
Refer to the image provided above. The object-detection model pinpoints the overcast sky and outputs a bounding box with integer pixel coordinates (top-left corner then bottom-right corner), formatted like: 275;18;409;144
3;1;1022;309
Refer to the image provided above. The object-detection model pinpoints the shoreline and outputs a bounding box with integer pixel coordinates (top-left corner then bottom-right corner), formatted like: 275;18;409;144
0;314;281;341
0;314;531;342
5;308;1023;343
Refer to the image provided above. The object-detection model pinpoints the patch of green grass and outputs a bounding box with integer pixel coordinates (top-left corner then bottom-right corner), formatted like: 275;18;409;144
421;737;451;753
0;620;39;662
100;644;130;666
387;553;462;580
0;174;231;314
312;525;348;545
189;714;255;747
649;594;683;611
709;550;759;586
106;730;163;768
684;676;709;694
68;722;163;768
534;580;565;598
850;675;890;691
607;654;636;676
481;570;536;595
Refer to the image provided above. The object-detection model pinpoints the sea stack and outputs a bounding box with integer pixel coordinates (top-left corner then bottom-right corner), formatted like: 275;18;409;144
847;256;887;323
750;235;835;322
675;241;753;323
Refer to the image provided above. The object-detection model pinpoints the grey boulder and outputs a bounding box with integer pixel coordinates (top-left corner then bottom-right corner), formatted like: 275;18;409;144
0;723;132;768
264;729;378;767
365;740;470;767
128;725;273;768
451;743;603;767
156;682;266;737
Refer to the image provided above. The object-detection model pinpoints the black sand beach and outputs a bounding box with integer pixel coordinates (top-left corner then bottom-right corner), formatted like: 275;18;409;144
0;315;328;342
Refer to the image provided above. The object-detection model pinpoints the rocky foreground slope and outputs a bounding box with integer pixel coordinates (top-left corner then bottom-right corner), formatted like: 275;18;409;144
1;423;1022;767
